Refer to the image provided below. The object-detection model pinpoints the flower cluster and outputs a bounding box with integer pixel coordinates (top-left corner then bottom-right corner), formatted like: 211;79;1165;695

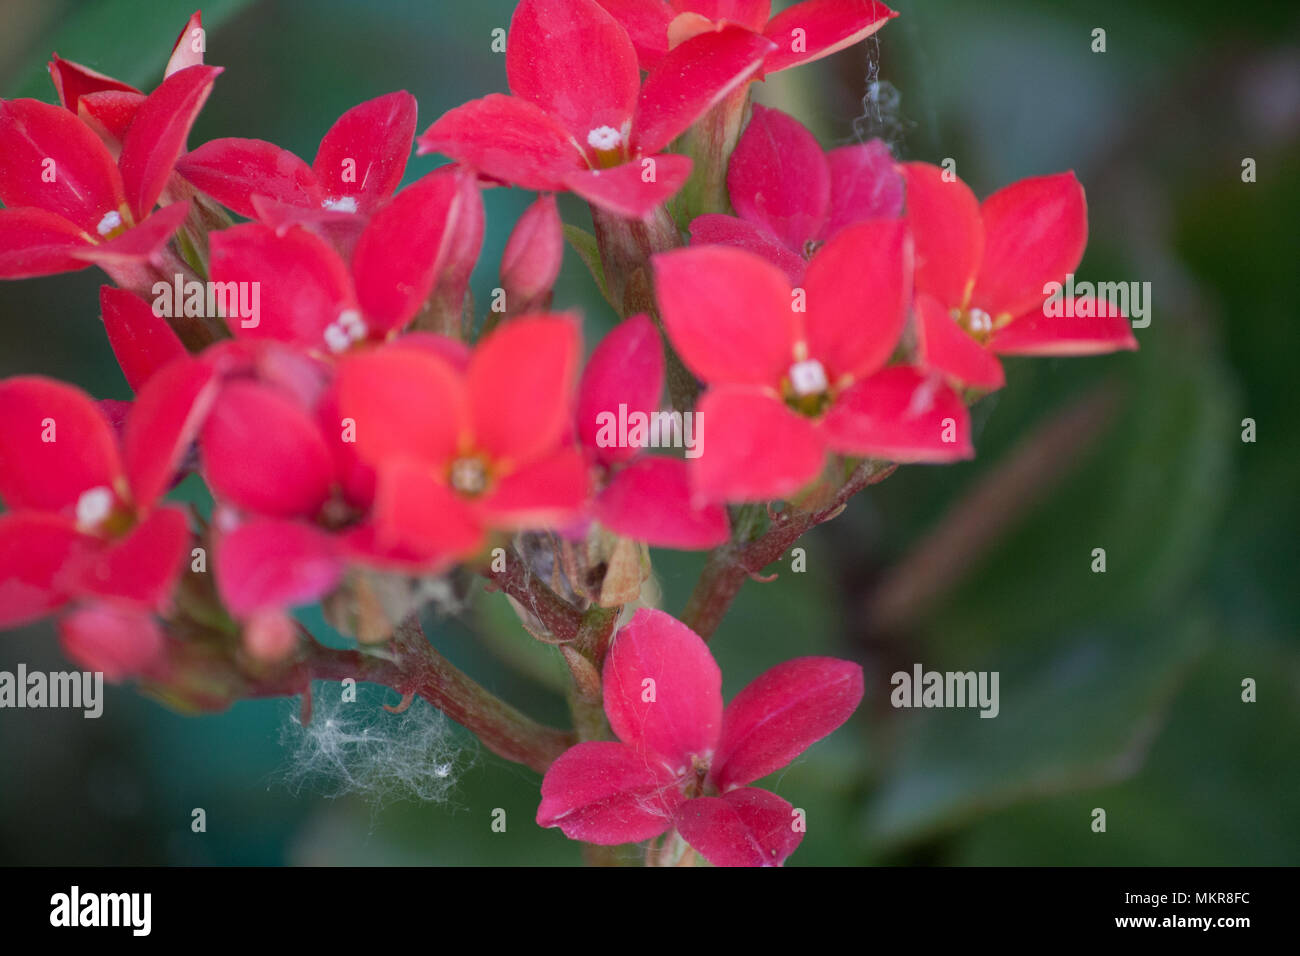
0;1;1137;865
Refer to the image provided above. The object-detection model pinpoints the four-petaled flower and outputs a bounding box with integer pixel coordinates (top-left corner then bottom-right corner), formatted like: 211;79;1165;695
417;0;775;218
0;65;220;279
901;163;1138;391
537;607;864;866
655;221;972;503
333;315;589;564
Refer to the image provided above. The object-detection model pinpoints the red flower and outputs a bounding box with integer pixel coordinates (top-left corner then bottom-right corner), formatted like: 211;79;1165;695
206;167;474;354
596;0;896;74
577;314;729;548
0;65;220;280
177;91;418;244
417;0;774;219
0;362;218;677
654;221;972;503
902;163;1138;391
332;315;589;564
48;10;205;150
536;608;863;866
691;104;901;283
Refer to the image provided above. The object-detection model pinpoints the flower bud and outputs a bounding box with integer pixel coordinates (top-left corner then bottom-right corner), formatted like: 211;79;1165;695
500;195;562;313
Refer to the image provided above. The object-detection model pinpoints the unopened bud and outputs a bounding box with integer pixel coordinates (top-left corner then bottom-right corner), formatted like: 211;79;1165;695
500;194;562;312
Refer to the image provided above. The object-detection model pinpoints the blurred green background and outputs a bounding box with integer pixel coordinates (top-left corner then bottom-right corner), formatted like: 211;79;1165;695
1;0;1297;865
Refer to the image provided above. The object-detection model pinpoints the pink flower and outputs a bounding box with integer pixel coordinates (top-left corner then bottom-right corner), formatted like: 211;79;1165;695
0;65;220;279
691;105;902;283
596;0;897;74
902;163;1138;391
536;608;863;866
332;315;589;563
206;167;475;354
176;91;419;246
577;314;729;548
654;221;972;503
0;362;218;677
417;0;774;219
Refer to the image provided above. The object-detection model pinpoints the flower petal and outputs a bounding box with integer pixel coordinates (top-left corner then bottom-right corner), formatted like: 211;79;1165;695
70;200;190;268
99;286;188;393
693;386;825;502
990;296;1138;356
77;90;147;148
821;366;973;462
726;105;829;251
593;0;674;68
653;245;796;387
0;376;122;512
0;98;126;233
176;138;322;219
417;94;580;192
165;11;206;78
47;54;139;110
0;208;91;279
536;740;681;844
353;170;461;331
215;518;345;617
802;218;909;381
673;787;802;866
507;0;641;146
688;214;806;284
762;0;897;73
0;512;90;628
578;313;664;463
900;161;983;309
468;314;581;463
372;459;484;560
595;457;729;549
712;656;863;790
972;171;1087;320
915;292;1005;390
563;154;692;219
122;356;219;510
118;64;221;220
477;448;590;529
312;91;417;210
208;222;355;348
823;140;903;237
58;604;163;682
72;505;189;609
200;382;335;518
603;608;723;766
633;25;774;155
334;346;466;467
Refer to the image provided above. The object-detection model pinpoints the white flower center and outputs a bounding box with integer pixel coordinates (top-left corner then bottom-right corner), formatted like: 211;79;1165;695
449;457;489;496
96;211;123;237
587;126;623;152
788;359;828;397
323;309;368;353
75;486;115;531
322;196;359;213
967;307;992;336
